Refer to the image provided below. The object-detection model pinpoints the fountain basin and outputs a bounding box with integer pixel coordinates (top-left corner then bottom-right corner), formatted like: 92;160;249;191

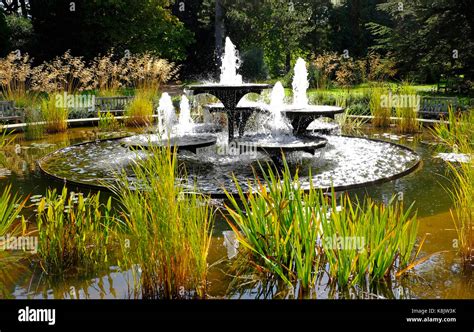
236;134;327;156
120;134;217;153
38;135;420;196
283;105;344;135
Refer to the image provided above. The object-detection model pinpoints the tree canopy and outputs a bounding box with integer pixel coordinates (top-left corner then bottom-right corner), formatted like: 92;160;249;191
0;0;472;83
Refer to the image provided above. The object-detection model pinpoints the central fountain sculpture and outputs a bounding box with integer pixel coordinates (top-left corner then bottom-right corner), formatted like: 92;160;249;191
188;37;272;141
38;36;421;196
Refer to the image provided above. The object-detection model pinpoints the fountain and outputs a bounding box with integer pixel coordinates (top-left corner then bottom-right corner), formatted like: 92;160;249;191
178;95;194;135
188;37;272;141
292;58;309;108
38;37;421;196
283;57;345;135
121;93;217;153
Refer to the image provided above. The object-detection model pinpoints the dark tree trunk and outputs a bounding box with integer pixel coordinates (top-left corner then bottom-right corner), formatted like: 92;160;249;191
19;0;28;17
215;0;224;62
285;52;291;73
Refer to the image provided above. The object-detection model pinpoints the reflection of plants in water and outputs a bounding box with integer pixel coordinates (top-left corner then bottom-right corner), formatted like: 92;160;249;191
20;265;120;299
224;156;430;296
34;187;112;277
0;130;15;170
111;145;214;299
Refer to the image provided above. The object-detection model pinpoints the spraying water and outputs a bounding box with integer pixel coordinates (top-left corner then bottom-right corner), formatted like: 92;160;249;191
220;37;243;85
157;92;176;135
178;95;194;135
268;81;290;134
292;58;309;107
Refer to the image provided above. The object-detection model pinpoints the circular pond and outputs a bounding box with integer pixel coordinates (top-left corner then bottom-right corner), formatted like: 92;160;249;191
38;134;421;196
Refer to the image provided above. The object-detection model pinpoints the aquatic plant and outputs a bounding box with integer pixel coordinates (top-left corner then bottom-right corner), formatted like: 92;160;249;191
35;187;112;276
24;107;45;140
395;83;420;134
224;161;323;292
0;185;27;238
124;92;154;127
112;145;213;299
447;161;474;269
224;157;423;292
41;95;68;133
335;111;369;135
98;111;122;132
370;85;391;127
431;106;474;153
321;194;419;288
433;107;474;269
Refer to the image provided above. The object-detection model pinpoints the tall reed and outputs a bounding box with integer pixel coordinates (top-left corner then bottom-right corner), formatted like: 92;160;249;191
35;187;112;276
41;95;68;133
395;84;420;134
433;107;474;268
112;145;213;299
447;161;473;269
124;91;154;127
224;161;323;292
0;185;27;237
370;86;391;127
224;157;423;292
431;106;473;153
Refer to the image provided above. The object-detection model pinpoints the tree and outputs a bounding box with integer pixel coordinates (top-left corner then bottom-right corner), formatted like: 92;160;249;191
5;14;33;51
222;0;315;76
0;12;8;56
329;0;390;58
28;0;192;62
368;0;474;82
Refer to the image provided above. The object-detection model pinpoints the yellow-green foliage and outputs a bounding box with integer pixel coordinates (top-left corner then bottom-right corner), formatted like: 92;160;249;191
395;84;420;134
448;161;474;268
125;92;154;127
41;95;68;133
36;187;112;276
0;185;26;238
98;111;121;132
224;158;421;292
434;108;474;269
370;86;391;127
432;107;474;153
112;145;213;299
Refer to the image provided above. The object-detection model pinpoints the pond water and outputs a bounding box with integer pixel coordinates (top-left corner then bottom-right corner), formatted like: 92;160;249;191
0;126;472;299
